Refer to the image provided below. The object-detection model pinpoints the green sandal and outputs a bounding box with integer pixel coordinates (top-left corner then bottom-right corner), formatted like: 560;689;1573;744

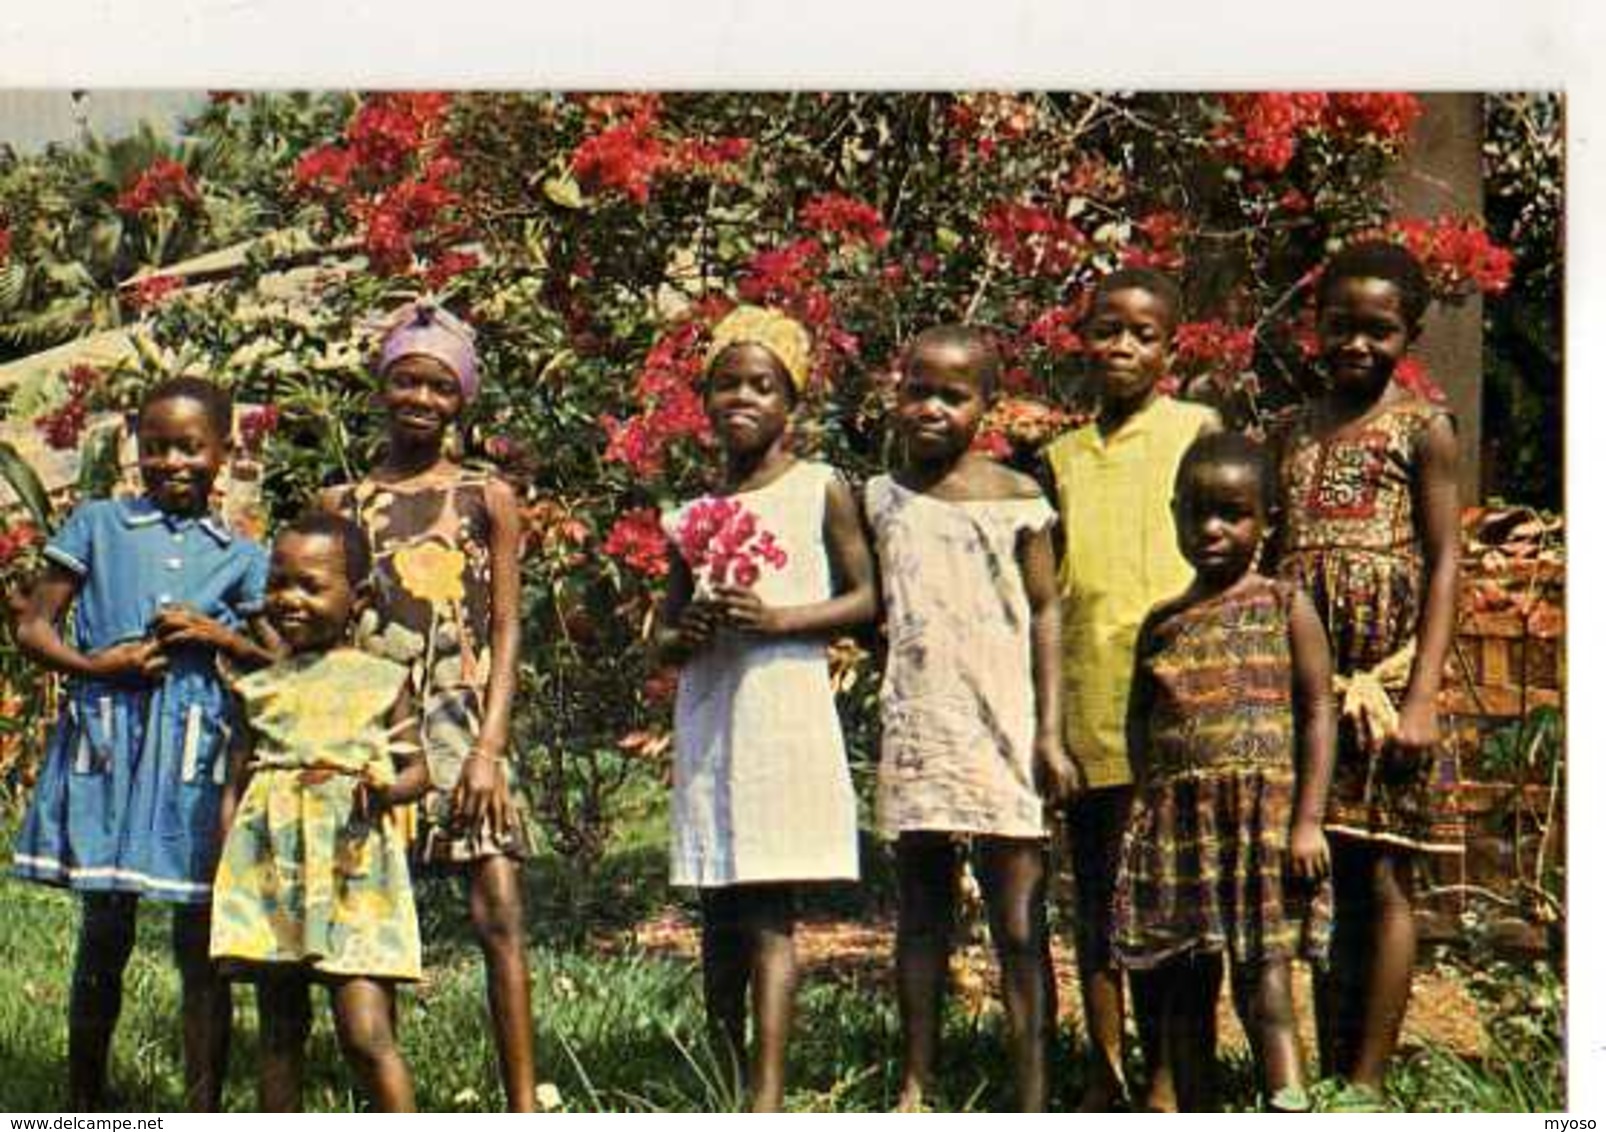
1325;1082;1388;1113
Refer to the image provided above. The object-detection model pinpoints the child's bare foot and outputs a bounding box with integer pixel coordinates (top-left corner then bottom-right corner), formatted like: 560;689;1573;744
894;1082;931;1112
1073;1073;1127;1112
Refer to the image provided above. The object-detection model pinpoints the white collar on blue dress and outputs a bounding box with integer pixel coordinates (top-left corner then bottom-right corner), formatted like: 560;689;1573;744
116;496;234;546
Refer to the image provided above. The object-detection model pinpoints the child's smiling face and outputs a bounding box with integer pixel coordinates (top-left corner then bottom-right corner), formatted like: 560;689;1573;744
382;354;465;446
136;395;228;517
264;531;359;654
1174;458;1265;584
704;344;794;456
1317;275;1415;401
1084;286;1175;411
894;340;990;463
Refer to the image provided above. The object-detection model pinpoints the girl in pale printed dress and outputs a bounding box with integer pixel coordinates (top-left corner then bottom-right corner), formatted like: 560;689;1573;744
658;305;877;1111
867;325;1076;1112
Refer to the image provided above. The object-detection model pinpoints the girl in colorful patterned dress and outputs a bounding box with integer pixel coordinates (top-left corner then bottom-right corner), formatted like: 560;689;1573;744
322;301;536;1110
868;325;1075;1112
1269;241;1462;1107
658;306;876;1111
12;377;272;1110
1113;433;1336;1112
211;512;429;1111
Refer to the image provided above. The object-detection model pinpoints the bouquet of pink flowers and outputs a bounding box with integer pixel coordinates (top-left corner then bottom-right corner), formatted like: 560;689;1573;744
675;496;788;590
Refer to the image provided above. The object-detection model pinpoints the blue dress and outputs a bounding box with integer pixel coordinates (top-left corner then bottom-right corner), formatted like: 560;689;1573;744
11;497;269;904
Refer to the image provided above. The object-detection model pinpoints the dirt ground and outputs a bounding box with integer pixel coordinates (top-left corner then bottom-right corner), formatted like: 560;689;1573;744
619;908;1487;1060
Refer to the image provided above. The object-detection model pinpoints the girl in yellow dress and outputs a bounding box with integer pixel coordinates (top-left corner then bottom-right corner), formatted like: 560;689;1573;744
211;513;429;1112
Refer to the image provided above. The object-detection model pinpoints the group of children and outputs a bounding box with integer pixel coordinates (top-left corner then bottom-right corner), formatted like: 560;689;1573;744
8;237;1460;1113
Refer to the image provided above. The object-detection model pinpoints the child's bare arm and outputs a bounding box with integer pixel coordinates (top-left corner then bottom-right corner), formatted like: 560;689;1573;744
1288;587;1336;880
1396;414;1460;756
361;682;431;817
1021;522;1075;803
150;606;278;668
451;477;522;836
16;565;166;681
1123;614;1159;786
718;475;878;637
218;699;255;843
656;547;718;664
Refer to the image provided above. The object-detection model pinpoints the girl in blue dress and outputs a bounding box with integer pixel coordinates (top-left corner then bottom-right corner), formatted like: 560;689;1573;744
11;376;274;1110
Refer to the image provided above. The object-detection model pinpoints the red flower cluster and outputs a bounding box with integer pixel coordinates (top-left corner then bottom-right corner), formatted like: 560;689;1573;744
1216;92;1423;176
1123;211;1188;271
349;156;462;276
663;136;752;178
237;405;280;454
1025;306;1083;357
125;273;183;312
981;202;1088;276
984;396;1082;448
572;98;752;204
1174;320;1256;376
945;94;1037;162
424;248;481;289
602;507;671;577
738;239;825;306
36;364;101;451
674;496;788;589
115;158;200;215
603;316;718;478
1387;215;1515;297
799;194;890;249
1392;357;1448;405
346;92;454;175
0;521;40;567
293;144;359;193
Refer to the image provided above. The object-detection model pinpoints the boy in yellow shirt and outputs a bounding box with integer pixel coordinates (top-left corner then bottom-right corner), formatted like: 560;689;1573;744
1041;268;1218;1110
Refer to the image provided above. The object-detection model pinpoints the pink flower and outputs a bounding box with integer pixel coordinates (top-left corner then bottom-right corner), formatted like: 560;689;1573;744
602;508;671;578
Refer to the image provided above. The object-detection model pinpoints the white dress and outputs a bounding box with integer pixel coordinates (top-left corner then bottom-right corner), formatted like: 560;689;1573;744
663;460;860;887
867;474;1057;839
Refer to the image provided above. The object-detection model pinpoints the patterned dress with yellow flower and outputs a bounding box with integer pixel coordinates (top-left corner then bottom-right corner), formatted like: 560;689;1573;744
210;648;421;980
333;471;531;864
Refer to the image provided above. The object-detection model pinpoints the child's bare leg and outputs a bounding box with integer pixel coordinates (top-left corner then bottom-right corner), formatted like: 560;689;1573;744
330;977;415;1112
256;973;312;1112
894;833;958;1111
1350;847;1416;1090
68;893;138;1109
742;885;799;1112
171;904;230;1111
1316;837;1369;1078
467;855;536;1111
700;886;751;1094
1129;968;1176;1111
1169;953;1223;1113
1232;958;1305;1107
1065;788;1133;1110
974;837;1052;1112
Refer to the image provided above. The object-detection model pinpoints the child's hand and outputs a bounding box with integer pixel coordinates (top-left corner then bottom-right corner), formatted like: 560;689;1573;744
352;777;393;824
87;639;168;682
1288;819;1330;882
1034;738;1080;807
151;605;231;652
676;599;721;653
452;753;512;840
714;585;789;636
1388;696;1441;767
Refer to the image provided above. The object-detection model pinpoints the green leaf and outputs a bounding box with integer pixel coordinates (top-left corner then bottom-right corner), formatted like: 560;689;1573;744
543;175;585;210
0;439;56;532
76;422;123;500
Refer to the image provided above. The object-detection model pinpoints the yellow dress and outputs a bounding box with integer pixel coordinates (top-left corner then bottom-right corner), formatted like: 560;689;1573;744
1042;396;1218;790
209;648;422;981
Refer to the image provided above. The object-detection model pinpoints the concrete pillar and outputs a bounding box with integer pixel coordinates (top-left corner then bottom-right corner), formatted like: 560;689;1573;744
1388;93;1486;500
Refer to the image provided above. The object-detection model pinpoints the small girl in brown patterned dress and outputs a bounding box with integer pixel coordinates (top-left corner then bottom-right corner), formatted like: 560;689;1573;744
1114;433;1337;1112
322;302;538;1111
1269;241;1462;1107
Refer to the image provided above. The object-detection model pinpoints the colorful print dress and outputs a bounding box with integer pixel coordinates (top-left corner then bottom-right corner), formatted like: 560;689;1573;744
12;497;267;903
1273;398;1461;853
867;475;1057;839
210;648;421;980
661;461;859;886
1112;576;1330;969
333;470;531;864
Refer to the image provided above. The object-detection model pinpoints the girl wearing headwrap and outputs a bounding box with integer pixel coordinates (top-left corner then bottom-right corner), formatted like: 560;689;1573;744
657;305;877;1111
321;300;538;1111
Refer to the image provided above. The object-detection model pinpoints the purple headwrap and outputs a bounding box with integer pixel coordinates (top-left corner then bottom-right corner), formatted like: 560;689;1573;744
376;301;481;400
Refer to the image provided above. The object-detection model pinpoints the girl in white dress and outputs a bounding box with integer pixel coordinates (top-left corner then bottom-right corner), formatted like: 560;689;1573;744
867;325;1076;1112
658;306;877;1111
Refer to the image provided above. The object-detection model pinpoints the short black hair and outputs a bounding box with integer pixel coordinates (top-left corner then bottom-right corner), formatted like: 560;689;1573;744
903;324;1002;398
276;511;373;590
1176;430;1271;514
138;376;233;443
1089;267;1184;333
1317;239;1432;330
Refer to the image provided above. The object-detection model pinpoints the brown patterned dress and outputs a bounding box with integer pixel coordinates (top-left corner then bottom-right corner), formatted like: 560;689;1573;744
1112;576;1330;970
333;469;532;865
1273;398;1461;854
